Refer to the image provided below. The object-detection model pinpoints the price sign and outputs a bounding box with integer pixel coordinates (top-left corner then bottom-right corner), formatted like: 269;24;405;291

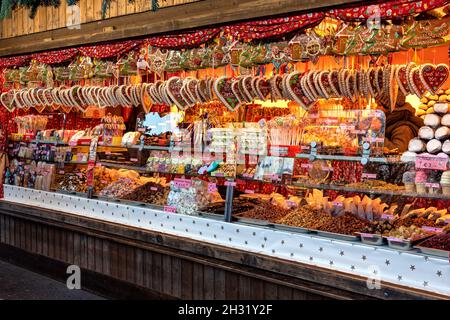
164;205;177;213
244;189;255;194
150;187;158;191
224;181;237;187
425;183;440;188
321;166;334;172
174;178;191;189
266;173;280;180
301;163;313;169
415;155;448;170
286;200;297;207
360;233;375;238
421;226;443;233
214;172;225;177
59;170;65;175
69;141;77;147
332;201;343;207
130;158;138;162
381;214;394;221
207;183;217;193
242;173;254;178
362;173;377;179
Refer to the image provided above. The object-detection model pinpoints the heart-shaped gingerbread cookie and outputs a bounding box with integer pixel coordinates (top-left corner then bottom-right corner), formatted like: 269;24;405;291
286;71;315;110
214;76;241;112
166;77;189;110
0;90;16;112
255;77;271;100
419;63;449;95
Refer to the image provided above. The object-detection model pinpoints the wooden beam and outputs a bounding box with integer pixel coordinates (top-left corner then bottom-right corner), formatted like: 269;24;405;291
0;0;364;57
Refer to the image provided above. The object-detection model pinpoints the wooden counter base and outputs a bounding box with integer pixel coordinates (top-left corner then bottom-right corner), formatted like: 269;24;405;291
0;201;445;300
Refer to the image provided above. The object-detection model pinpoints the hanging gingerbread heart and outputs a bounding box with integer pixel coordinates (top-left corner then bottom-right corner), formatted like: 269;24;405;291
166;77;188;110
328;70;340;97
196;79;210;103
419;63;449;95
317;71;332;99
0;90;16;112
34;104;46;113
231;78;247;104
395;64;411;96
367;67;378;98
409;66;427;98
281;73;294;100
185;78;200;105
180;81;196;107
213;76;241;112
59;105;72;113
269;75;283;101
305;71;319;100
286;71;315;110
242;75;256;102
255;77;271;101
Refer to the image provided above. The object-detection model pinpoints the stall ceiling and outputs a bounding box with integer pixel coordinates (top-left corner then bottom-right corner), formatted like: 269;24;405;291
0;0;363;57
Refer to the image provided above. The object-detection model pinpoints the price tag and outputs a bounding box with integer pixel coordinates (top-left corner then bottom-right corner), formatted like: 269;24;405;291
130;158;138;162
59;170;65;174
286;200;297;207
69;141;77;147
415;154;448;170
421;226;443;233
138;127;146;132
266;173;280;180
300;146;309;150
164;205;177;213
174;178;191;189
207;183;217;193
425;183;440;188
381;214;394;221
224;181;237;187
95;163;102;167
214;172;225;177
351;129;366;134
150;187;158;191
244;189;255;194
387;237;405;243
360;233;375;238
301;163;313;169
105;151;111;155
332;201;343;207
242;173;254;178
362;173;377;179
321;166;334;172
101;180;108;184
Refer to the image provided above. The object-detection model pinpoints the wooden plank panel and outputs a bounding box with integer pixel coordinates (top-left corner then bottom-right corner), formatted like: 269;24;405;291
30;220;36;253
126;246;135;283
87;236;96;271
225;272;239;299
59;0;67;28
27;10;34;34
42;224;48;257
73;232;81;266
0;215;6;244
250;278;264;300
126;0;136;15
180;260;193;299
94;238;103;273
109;241;119;279
135;248;144;287
109;0;118;19
38;7;46;33
203;265;215;299
143;250;153;289
117;243;127;280
66;230;74;264
93;0;103;21
238;275;252;299
60;228;68;262
46;7;53;35
152;252;162;293
33;7;39;34
52;5;60;30
117;0;127;16
48;226;55;258
264;282;278;299
171;256;182;298
11;8;16;37
277;285;293;300
192;263;204;299
214;268;226;299
162;255;172;295
102;240;111;276
85;0;94;22
80;0;88;24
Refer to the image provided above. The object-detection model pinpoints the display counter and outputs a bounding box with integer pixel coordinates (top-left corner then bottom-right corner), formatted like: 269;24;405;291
1;185;448;299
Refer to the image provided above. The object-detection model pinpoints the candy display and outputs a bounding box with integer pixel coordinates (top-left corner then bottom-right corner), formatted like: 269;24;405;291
386;225;433;241
418;233;450;252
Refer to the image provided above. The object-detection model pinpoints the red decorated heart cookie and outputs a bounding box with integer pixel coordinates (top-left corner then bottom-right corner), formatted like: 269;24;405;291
231;78;246;104
269;75;283;101
419;63;449;95
286;71;315;110
214;76;241;112
242;76;256;102
0;90;16;112
166;77;188;110
196;79;209;103
328;70;340;97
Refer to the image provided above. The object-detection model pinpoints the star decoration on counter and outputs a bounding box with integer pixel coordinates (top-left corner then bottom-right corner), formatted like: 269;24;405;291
423;281;428;287
350;265;355;270
385;260;390;266
397;275;402;281
329;261;334;266
362;255;367;261
309;256;313;261
339;251;344;256
410;265;416;271
319;247;323;252
290;253;294;257
299;243;303;248
437;271;442;277
424;256;429;261
373;270;378;275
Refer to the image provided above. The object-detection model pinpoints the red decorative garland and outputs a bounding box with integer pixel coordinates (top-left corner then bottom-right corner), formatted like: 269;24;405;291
78;40;144;59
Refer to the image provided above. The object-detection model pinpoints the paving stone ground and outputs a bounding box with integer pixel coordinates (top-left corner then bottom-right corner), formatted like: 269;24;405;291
0;259;105;300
